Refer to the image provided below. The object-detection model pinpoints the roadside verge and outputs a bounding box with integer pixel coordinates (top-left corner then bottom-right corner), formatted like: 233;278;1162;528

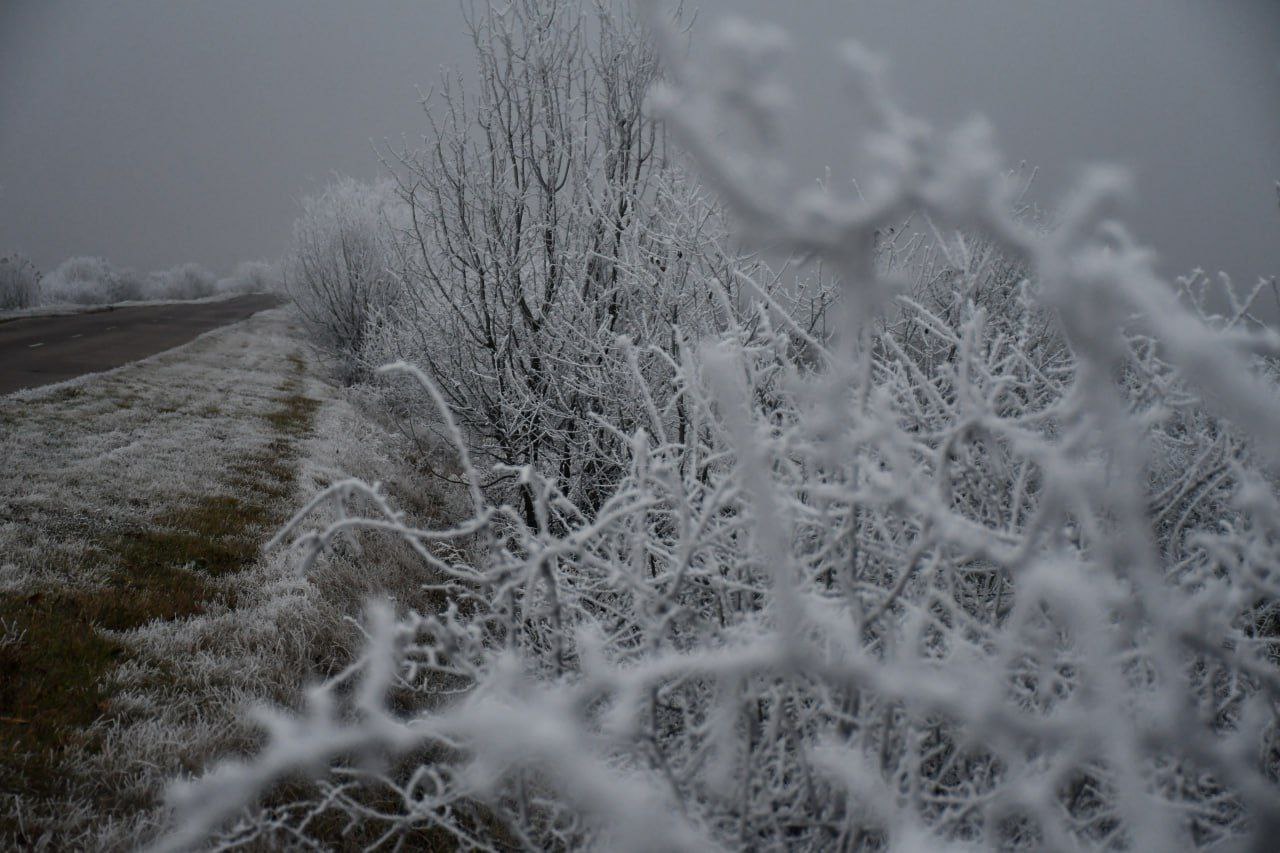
0;308;427;848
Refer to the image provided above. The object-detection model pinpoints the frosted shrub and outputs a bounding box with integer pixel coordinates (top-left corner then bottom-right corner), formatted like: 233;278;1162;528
374;0;791;521
0;252;41;309
216;260;278;295
284;178;400;383
111;266;149;302
39;255;122;305
30;255;232;306
147;262;218;300
159;11;1280;853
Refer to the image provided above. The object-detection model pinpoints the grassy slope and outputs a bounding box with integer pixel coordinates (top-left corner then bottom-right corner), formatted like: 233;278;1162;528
0;310;334;847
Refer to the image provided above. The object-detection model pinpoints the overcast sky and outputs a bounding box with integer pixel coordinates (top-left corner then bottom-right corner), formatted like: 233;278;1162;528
2;1;1277;292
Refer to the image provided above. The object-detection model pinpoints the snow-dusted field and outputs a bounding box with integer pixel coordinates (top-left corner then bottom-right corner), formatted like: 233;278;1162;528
0;309;429;848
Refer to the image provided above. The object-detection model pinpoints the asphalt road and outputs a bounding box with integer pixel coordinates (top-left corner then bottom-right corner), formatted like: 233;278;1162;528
0;294;282;395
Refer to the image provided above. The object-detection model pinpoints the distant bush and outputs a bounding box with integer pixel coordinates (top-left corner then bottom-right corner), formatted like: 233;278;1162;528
39;256;119;305
110;267;148;302
215;260;278;295
147;263;217;300
0;252;41;309
27;255;240;307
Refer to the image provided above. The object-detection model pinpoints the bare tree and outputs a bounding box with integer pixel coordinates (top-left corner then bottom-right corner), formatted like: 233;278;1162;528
284;177;399;383
0;252;41;309
380;0;762;519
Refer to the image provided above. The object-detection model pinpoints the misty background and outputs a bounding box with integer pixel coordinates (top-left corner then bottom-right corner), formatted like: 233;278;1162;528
2;0;1277;292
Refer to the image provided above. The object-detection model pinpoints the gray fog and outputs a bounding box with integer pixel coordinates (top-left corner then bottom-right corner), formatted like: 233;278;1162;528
2;0;1277;290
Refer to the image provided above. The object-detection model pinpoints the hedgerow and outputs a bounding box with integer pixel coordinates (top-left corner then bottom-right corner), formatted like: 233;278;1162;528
161;5;1280;850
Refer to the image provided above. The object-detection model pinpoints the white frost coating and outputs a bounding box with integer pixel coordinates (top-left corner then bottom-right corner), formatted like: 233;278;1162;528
156;7;1278;852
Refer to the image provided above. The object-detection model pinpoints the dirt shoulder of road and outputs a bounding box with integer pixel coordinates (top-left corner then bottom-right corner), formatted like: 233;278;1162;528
0;308;432;849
